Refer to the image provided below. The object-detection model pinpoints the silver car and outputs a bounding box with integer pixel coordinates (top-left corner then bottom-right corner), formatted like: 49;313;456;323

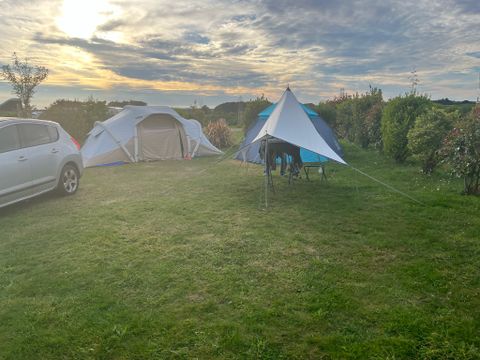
0;118;84;209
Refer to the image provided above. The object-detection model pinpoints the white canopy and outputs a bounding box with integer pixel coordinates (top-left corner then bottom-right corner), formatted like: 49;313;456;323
252;88;347;165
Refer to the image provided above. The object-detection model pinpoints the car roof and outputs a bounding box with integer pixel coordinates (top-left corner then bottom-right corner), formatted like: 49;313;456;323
0;117;58;128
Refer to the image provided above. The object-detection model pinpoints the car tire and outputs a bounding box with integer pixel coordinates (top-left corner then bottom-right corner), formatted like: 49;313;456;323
57;164;80;196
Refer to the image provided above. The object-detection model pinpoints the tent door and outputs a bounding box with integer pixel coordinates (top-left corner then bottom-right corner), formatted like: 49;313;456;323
137;114;187;160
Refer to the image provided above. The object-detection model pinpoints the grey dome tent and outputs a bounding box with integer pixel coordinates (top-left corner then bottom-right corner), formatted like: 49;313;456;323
81;106;222;167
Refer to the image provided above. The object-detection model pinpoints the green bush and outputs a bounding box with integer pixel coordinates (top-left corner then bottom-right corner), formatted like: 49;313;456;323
336;99;355;142
333;87;383;148
176;105;212;126
440;106;480;194
243;95;271;133
315;102;337;128
39;98;109;143
365;101;384;150
381;94;430;163
176;104;243;126
407;108;452;174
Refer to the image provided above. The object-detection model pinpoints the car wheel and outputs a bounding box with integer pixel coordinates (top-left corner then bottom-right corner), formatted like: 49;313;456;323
57;164;80;196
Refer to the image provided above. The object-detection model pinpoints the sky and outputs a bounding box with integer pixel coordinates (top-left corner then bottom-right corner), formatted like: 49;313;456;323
0;0;479;108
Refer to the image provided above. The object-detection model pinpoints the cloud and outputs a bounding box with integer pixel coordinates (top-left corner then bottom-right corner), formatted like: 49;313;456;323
183;32;210;44
467;51;480;58
1;0;479;106
32;32;268;88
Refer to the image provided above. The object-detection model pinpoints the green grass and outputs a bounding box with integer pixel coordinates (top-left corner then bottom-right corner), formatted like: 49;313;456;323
1;143;479;359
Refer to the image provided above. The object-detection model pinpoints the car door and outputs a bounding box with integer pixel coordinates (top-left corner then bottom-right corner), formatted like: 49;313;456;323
0;124;33;207
18;123;62;194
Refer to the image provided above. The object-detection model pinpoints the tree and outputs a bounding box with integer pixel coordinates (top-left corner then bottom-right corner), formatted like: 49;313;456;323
440;107;480;195
365;101;384;150
39;98;109;144
108;100;147;107
407;108;452;174
331;87;383;148
381;94;430;163
335;98;355;142
1;52;48;117
243;95;271;132
315;102;337;129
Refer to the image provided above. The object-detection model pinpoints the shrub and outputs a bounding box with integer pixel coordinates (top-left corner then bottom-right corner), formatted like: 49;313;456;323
440;106;480;195
176;105;212;126
365;102;384;150
243;95;271;132
381;94;430;163
108;100;147;107
176;103;244;126
315;102;337;128
334;87;383;148
39;98;109;144
407;108;452;174
336;99;355;142
205;119;233;149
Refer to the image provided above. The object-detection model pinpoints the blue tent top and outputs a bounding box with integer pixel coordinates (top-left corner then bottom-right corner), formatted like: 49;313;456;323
258;103;318;118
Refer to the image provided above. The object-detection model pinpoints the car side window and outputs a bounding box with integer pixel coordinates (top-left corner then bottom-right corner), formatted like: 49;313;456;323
0;125;21;153
47;126;59;142
18;124;52;148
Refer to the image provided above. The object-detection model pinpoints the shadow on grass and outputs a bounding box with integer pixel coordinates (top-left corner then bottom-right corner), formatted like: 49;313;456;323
0;191;64;217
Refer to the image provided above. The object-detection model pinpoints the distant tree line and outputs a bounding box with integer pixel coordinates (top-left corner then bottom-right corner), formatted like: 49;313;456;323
107;100;147;107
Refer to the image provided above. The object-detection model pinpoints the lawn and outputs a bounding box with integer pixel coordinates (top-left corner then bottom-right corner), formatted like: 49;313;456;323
0;143;479;359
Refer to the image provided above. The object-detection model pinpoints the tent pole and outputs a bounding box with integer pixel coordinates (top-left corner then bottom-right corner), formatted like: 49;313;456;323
265;137;268;209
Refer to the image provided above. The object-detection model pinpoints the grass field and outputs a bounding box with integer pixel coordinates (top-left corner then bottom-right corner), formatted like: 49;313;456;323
1;143;479;359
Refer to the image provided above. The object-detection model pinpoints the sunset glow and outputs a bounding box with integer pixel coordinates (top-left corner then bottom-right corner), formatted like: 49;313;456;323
0;0;479;107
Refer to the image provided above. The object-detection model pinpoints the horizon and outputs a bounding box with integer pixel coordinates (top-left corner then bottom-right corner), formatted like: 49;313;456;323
1;0;479;108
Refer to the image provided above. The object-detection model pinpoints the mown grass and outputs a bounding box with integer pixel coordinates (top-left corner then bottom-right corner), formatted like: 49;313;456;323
0;142;479;359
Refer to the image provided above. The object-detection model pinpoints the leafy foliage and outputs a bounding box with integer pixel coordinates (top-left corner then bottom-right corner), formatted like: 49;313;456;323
176;102;245;126
0;98;21;117
314;101;337;128
243;95;271;132
175;97;269;129
440;106;480;194
407;108;453;174
39;98;110;143
205;118;233;149
329;87;383;148
335;98;355;142
1;52;48;117
175;105;211;125
364;101;384;150
107;100;147;107
381;94;430;163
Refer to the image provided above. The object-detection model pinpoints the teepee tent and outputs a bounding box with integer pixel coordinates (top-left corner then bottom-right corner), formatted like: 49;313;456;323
236;90;343;164
236;88;425;207
81;106;222;167
237;88;346;164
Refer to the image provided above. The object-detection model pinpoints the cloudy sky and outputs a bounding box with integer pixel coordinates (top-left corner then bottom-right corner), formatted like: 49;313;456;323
0;0;479;108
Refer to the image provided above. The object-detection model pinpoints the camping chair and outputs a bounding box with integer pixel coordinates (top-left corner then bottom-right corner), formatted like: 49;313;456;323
303;163;327;182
